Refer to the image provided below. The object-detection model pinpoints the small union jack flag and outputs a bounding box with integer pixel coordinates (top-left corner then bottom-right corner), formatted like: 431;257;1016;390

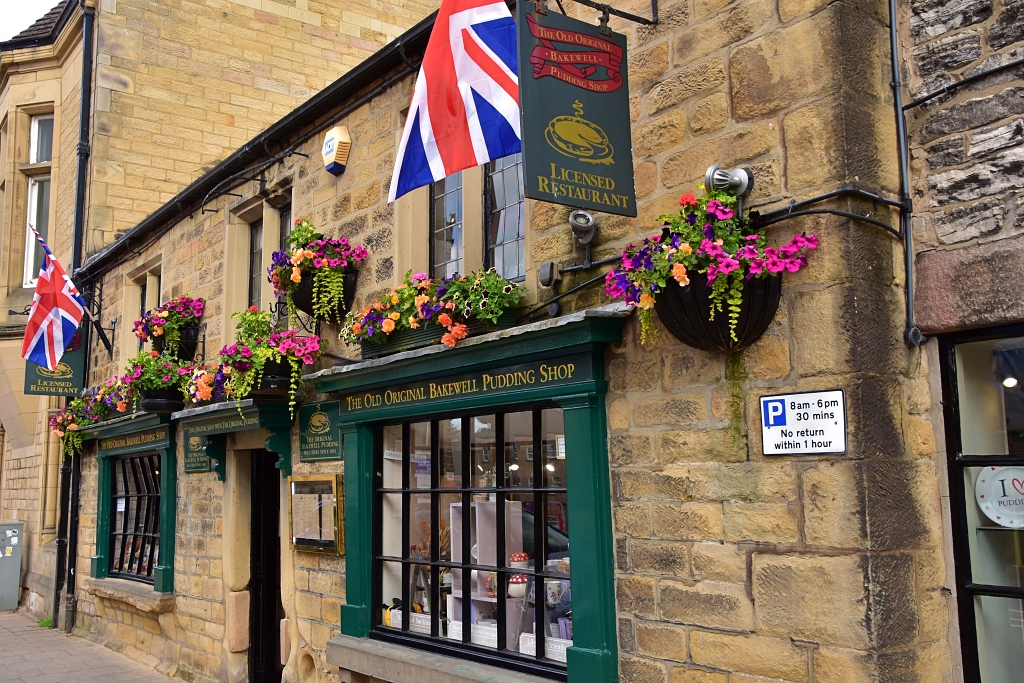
388;0;521;202
21;226;86;371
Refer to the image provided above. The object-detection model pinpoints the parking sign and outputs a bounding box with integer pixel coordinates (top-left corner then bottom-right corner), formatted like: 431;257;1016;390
759;390;846;456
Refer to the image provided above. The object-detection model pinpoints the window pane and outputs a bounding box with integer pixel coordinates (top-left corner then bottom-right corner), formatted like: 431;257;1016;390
439;419;462;488
543;408;567;488
249;220;263;310
26;179;50;280
544;492;570;567
109;454;160;582
472;415;496;489
965;466;1024;587
431;171;463;278
504;412;532;489
279;204;292;253
440;493;460;563
382;493;403;558
382;425;403;488
956;337;1024;455
31;117;53;163
410;422;431;489
381;560;404;629
410;494;431;560
975;595;1024;682
485;154;525;280
408;563;433;633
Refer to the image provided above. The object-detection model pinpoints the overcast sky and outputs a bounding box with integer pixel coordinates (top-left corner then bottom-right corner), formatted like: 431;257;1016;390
0;0;66;43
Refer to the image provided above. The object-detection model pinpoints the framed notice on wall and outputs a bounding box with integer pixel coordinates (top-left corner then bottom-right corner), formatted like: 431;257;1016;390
288;474;344;554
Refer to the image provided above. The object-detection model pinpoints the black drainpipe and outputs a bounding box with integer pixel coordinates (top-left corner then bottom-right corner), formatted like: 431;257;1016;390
887;0;922;346
56;0;95;632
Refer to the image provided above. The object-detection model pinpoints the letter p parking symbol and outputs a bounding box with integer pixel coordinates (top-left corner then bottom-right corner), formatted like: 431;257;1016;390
763;399;786;427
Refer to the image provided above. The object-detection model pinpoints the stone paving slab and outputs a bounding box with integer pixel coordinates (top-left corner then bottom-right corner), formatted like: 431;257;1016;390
0;611;169;682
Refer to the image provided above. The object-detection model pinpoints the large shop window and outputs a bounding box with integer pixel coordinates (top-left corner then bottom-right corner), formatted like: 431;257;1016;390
109;453;162;582
374;406;572;671
944;329;1024;683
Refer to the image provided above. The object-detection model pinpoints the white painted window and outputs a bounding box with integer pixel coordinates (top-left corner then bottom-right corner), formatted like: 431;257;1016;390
29;114;54;164
23;176;51;286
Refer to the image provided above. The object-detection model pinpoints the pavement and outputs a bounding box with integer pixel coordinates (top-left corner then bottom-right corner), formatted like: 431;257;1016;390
0;610;170;682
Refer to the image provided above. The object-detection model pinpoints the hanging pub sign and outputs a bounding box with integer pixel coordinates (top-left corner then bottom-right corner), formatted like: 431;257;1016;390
517;2;636;217
24;330;86;396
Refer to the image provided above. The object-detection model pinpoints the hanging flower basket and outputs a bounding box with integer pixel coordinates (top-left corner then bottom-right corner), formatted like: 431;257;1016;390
654;270;782;353
361;311;516;360
139;389;185;414
248;359;292;399
152;320;201;361
290;271;358;323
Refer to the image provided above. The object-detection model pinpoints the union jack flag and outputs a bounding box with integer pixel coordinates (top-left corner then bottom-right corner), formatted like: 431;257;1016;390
21;226;86;371
388;0;521;202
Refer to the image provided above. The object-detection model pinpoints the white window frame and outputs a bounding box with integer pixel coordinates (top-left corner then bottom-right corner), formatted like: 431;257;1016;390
29;114;54;164
24;176;51;287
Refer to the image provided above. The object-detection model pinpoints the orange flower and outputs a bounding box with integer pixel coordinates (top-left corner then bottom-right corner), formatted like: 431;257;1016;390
382;318;396;333
150;350;159;357
291;267;303;283
671;263;690;286
638;292;655;309
116;401;127;412
388;312;400;321
679;244;692;256
390;294;400;304
373;302;383;311
415;295;429;307
68;423;78;431
397;283;408;289
408;316;420;329
438;313;452;328
446;301;455;310
441;332;457;348
679;192;698;207
361;306;371;317
450;323;468;340
351;322;362;334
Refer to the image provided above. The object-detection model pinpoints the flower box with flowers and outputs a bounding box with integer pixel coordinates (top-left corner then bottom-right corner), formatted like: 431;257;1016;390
268;219;367;323
605;187;818;352
134;295;206;360
340;270;523;359
216;307;322;415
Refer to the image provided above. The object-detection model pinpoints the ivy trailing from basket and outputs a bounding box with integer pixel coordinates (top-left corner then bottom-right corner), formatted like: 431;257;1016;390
604;185;819;344
268;218;367;324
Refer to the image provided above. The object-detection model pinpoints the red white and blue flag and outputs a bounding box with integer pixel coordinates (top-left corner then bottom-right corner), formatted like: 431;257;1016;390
388;0;521;202
21;227;86;371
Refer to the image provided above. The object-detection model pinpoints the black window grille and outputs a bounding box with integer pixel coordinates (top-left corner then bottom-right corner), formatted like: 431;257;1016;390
941;323;1024;683
430;172;463;279
484;154;525;281
110;453;162;582
249;219;264;310
373;406;572;678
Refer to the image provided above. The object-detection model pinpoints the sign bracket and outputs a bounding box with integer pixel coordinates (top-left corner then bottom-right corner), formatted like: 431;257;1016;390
567;0;658;26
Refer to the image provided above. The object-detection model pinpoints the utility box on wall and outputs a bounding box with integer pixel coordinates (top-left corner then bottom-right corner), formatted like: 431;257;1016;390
0;523;24;611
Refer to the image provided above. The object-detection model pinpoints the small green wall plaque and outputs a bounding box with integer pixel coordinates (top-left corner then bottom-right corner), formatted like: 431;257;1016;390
300;401;342;462
184;434;211;473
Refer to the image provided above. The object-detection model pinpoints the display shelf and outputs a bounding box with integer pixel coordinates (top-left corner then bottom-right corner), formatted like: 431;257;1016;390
519;633;572;663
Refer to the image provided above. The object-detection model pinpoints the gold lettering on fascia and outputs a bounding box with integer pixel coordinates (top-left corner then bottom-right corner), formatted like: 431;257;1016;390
536;164;629;208
343;361;578;412
191;415;259;435
100;429;167;451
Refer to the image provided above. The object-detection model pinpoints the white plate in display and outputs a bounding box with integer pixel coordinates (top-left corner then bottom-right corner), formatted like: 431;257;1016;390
976;466;1024;527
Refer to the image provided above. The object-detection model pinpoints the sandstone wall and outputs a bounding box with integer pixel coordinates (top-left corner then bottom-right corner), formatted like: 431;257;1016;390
906;0;1024;333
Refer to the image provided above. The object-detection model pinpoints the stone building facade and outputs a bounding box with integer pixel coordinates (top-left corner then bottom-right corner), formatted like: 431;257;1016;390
0;0;440;622
14;0;1024;683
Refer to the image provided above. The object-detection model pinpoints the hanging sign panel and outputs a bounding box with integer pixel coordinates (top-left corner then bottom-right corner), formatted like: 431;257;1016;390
760;390;847;455
517;3;636;217
24;330;86;396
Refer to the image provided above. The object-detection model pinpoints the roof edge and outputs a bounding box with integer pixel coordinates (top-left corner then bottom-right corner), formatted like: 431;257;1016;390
0;0;78;52
77;9;437;282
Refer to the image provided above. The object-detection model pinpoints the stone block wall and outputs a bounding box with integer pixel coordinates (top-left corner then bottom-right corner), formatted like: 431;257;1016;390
906;0;1024;332
86;0;438;257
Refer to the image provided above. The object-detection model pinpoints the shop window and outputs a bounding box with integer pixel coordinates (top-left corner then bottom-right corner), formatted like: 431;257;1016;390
249;219;264;310
109;453;162;582
430;172;463;279
484;153;525;281
23;176;50;286
279;203;292;254
374;407;571;671
29;114;53;164
944;330;1024;682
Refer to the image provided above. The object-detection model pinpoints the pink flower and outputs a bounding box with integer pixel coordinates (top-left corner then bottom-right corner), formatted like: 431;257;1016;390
766;256;785;273
699;239;723;258
302;354;314;365
735;245;759;260
706;263;720;284
748;259;765;276
717;256;740;275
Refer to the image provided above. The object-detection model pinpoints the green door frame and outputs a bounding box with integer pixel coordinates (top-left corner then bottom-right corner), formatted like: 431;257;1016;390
82;413;177;593
309;313;624;683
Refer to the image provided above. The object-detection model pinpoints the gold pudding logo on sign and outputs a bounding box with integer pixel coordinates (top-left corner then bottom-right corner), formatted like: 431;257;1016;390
188;436;202;451
35;362;74;379
308;406;331;434
545;100;614;165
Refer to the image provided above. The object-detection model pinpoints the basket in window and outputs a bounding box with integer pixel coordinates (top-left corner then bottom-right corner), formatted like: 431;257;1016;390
268;218;367;324
340;269;522;360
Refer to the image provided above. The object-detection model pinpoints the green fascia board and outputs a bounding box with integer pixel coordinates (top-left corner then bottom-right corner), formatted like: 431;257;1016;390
307;312;625;395
174;400;294;435
80;412;169;442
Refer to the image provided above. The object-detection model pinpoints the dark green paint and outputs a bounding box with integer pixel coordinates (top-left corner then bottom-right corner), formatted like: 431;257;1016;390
204;435;227;481
24;339;87;396
179;402;296;480
184;435;211;473
265;428;292;477
517;2;635;217
300;401;342;462
311;314;622;680
84;413;176;593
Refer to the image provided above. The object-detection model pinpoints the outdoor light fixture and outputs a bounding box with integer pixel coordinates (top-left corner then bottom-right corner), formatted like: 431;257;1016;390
1004;377;1019;388
705;165;755;197
568;209;597;245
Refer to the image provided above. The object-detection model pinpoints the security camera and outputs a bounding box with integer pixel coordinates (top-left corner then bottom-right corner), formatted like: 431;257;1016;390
568;210;597;245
